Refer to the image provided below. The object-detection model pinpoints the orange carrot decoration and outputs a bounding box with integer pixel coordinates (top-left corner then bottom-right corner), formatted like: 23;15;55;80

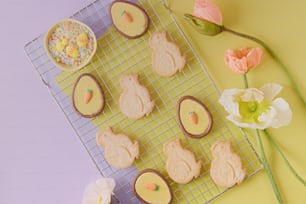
188;111;198;124
121;10;133;22
144;183;159;191
84;89;93;104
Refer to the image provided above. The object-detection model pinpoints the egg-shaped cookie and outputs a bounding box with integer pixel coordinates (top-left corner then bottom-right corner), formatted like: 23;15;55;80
133;169;172;204
177;96;213;138
110;0;150;39
72;74;105;118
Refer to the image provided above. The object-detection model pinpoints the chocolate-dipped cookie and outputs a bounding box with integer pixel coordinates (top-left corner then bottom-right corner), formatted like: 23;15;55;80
177;96;213;138
72;73;105;118
133;169;173;204
109;0;150;39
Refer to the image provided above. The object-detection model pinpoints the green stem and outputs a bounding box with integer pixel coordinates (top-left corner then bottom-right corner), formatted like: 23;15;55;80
163;0;172;12
256;129;284;204
263;129;306;186
243;74;249;88
223;26;306;106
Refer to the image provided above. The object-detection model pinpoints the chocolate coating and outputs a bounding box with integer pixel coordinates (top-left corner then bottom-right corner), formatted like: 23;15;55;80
109;0;150;39
133;169;173;204
72;73;105;118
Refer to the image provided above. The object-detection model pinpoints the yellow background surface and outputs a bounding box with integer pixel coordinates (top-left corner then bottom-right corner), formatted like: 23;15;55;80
173;0;306;203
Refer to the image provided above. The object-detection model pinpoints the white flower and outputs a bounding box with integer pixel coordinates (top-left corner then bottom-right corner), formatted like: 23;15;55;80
82;178;116;204
218;83;292;129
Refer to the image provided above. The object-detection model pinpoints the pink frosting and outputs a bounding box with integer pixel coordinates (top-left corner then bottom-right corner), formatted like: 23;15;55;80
224;47;263;74
193;0;223;25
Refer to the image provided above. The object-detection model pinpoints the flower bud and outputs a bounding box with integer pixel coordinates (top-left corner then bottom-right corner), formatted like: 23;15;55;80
184;14;223;36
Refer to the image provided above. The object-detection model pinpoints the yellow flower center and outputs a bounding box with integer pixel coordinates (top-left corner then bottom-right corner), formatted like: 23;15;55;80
98;196;103;204
239;101;269;123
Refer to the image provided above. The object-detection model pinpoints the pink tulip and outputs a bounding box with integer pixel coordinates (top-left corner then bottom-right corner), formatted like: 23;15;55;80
193;0;223;25
224;47;263;74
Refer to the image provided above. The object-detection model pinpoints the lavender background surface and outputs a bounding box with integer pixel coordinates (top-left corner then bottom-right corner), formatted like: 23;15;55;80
4;1;306;204
0;1;101;203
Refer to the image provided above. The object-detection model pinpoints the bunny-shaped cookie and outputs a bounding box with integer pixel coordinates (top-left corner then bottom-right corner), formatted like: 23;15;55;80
149;31;186;77
119;74;155;119
96;127;139;169
163;139;201;184
210;140;246;188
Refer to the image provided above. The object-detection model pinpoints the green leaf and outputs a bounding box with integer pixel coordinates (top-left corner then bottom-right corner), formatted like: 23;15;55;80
184;14;223;36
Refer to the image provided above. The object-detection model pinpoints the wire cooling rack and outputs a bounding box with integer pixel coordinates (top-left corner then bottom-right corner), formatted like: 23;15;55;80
25;0;262;203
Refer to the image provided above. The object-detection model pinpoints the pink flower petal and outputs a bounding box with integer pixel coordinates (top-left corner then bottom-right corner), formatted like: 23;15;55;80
224;50;235;64
237;47;250;59
246;47;263;68
224;50;249;74
231;58;249;74
193;0;223;25
224;47;263;74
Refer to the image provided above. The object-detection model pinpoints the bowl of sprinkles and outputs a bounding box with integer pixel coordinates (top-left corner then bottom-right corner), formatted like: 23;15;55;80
45;19;97;71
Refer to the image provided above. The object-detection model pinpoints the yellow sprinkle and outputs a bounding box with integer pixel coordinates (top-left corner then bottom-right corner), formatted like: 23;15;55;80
98;196;103;204
61;38;68;46
55;40;65;52
77;33;88;47
66;45;79;58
